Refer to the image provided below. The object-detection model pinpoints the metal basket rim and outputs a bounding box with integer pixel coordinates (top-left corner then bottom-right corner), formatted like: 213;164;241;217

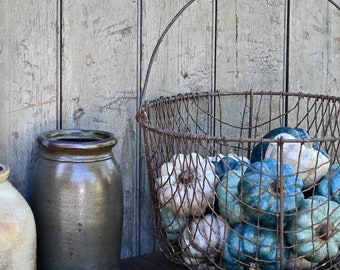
137;90;340;142
142;90;340;105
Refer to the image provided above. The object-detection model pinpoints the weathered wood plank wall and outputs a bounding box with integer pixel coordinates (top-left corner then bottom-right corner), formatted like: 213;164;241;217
217;0;286;92
290;1;339;95
61;0;139;258
0;0;339;259
0;0;59;197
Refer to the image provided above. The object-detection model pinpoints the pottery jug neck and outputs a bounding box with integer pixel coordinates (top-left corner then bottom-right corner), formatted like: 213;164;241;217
37;129;117;163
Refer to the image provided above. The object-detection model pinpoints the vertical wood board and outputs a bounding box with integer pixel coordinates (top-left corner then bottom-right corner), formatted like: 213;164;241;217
0;0;338;259
141;0;213;101
0;0;59;199
61;0;138;258
288;1;339;133
215;0;286;143
289;0;339;95
216;0;286;92
139;0;213;254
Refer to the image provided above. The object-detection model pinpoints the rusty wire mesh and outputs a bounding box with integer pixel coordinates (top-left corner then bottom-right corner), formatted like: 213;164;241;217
137;91;340;270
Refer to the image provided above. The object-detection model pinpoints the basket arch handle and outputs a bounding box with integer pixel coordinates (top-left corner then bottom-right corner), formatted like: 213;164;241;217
139;0;339;109
139;0;197;107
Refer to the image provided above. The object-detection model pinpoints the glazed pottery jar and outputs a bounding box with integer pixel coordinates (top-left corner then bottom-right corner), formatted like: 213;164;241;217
0;163;36;269
31;129;123;270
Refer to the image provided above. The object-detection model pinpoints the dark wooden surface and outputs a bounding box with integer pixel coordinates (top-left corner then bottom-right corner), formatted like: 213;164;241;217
120;252;188;270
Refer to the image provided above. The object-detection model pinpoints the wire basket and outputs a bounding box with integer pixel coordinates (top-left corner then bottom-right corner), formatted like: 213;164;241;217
137;91;340;269
136;1;340;269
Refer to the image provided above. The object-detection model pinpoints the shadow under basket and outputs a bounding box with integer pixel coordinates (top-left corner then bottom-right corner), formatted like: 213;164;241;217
136;90;340;270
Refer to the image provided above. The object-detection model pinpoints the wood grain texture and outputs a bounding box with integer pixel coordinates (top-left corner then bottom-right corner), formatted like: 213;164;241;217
141;0;213;101
61;0;138;258
215;0;286;141
139;0;213;255
0;0;59;200
216;0;286;93
289;0;340;95
0;0;338;260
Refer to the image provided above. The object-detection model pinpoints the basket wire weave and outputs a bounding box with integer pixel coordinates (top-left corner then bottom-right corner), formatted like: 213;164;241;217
137;1;340;270
138;91;340;269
